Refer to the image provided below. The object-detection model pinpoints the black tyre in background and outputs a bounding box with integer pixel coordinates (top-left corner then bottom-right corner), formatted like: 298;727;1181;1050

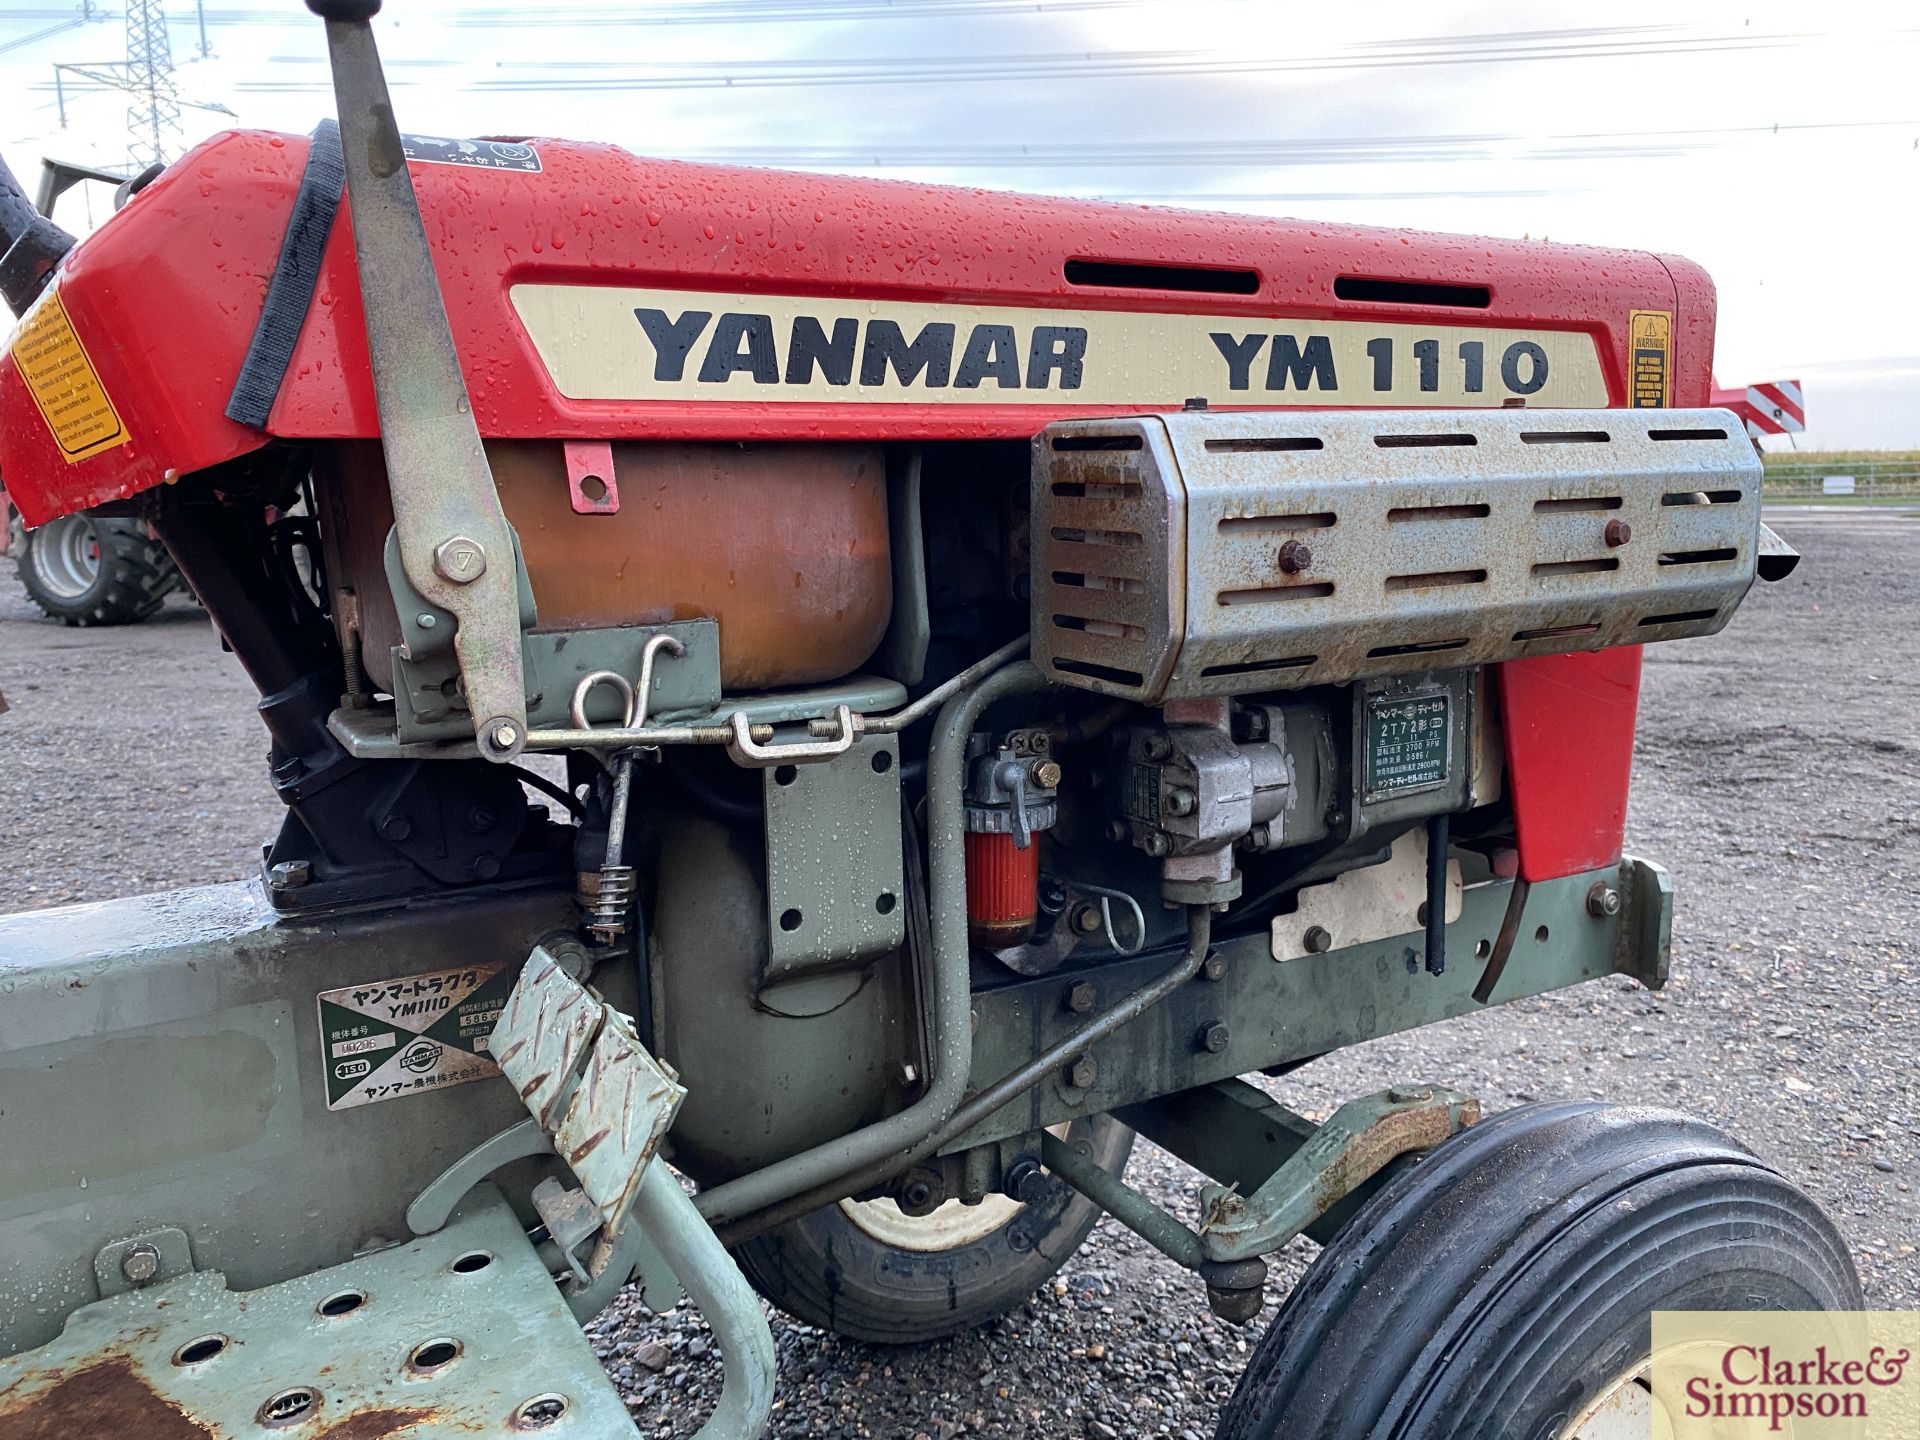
16;512;181;625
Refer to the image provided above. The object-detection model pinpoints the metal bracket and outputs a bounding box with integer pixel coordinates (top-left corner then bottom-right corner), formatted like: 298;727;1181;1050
726;704;860;768
762;732;907;985
564;438;620;514
93;1227;194;1299
317;6;529;759
1196;1085;1479;1262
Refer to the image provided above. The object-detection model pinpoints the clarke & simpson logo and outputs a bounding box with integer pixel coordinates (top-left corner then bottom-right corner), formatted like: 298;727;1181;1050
1653;1313;1920;1437
1684;1343;1910;1430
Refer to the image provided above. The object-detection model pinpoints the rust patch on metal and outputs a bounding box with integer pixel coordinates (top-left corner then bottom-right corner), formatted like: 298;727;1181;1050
314;1406;436;1439
0;1358;212;1440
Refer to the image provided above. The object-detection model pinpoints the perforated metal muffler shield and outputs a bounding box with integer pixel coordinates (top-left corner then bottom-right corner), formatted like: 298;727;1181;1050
1031;408;1762;702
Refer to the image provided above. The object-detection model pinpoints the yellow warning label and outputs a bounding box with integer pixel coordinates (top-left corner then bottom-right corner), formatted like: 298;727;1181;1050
9;289;128;462
1628;308;1672;409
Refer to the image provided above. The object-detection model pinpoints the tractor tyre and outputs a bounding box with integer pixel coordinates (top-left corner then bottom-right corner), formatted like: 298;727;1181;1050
731;1114;1133;1344
17;512;179;625
1217;1101;1860;1440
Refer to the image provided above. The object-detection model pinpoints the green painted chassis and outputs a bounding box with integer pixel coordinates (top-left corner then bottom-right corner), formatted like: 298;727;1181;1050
0;854;1668;1360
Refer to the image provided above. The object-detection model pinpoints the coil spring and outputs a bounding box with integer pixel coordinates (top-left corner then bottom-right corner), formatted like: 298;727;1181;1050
586;864;636;944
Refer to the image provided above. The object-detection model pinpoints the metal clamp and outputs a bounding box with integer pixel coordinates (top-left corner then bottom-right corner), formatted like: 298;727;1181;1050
726;704;860;769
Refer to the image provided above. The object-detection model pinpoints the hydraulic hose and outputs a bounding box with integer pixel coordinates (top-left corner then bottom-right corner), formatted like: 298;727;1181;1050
692;657;1048;1227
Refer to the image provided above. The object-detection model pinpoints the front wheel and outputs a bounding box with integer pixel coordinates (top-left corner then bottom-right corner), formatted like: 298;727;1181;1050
1217;1101;1860;1440
731;1114;1132;1344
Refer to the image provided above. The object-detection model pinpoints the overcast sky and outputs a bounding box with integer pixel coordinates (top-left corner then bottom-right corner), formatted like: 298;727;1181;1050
3;0;1915;450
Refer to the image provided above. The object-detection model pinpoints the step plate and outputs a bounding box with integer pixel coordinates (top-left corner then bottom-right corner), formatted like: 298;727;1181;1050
0;1187;638;1439
1032;407;1762;702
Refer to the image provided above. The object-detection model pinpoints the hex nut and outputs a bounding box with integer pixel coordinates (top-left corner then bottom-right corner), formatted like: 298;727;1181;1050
1586;883;1623;917
1066;981;1097;1014
1069;903;1105;936
433;535;488;584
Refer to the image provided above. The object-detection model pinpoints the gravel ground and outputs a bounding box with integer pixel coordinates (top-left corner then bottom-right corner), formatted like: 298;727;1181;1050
0;507;1914;1438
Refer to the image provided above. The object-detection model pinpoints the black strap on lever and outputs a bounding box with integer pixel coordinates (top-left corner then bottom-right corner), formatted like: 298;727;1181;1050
225;118;345;429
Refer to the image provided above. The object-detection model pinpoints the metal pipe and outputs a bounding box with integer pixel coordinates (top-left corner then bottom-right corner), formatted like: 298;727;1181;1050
719;906;1212;1243
1040;1130;1205;1270
693;659;1049;1227
631;1163;776;1440
807;634;1029;736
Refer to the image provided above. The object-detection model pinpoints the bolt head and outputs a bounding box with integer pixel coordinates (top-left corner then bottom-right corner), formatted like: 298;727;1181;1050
1069;903;1105;936
1066;1055;1099;1091
1302;924;1333;954
1603;518;1633;549
1201;951;1228;982
120;1243;161;1285
1276;538;1314;574
380;815;414;843
1143;832;1172;858
268;859;311;891
1388;1084;1432;1104
1143;732;1174;763
1066;981;1097;1014
1029;758;1063;790
1587;883;1623;917
433;536;488;584
1004;1160;1048;1206
1200;1021;1230;1054
1165;786;1197;817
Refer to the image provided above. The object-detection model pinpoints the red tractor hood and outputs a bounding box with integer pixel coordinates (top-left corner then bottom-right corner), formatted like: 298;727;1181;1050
0;127;1714;527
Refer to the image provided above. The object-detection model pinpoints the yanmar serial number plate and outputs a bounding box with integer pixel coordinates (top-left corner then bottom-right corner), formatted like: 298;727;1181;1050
317;963;514;1111
1365;693;1452;799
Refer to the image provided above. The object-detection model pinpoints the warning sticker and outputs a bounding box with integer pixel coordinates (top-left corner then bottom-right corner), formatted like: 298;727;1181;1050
316;963;515;1111
1629;309;1672;409
8;289;129;462
400;133;542;173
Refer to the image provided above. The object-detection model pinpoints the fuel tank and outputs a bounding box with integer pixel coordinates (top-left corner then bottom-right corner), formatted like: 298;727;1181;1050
325;439;891;691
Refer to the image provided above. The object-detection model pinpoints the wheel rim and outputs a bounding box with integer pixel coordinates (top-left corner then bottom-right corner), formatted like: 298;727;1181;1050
839;1122;1072;1253
1560;1364;1675;1440
28;514;101;600
839;1192;1026;1252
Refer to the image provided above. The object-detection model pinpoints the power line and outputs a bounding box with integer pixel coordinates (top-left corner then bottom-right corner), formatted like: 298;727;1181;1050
660;119;1918;171
220;26;1917;93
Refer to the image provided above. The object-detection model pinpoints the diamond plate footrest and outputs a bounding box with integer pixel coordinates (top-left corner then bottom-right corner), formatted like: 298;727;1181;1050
492;949;686;1237
0;1186;638;1438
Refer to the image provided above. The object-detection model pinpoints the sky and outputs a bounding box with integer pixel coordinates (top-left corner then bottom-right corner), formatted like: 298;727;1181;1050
3;0;1916;450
